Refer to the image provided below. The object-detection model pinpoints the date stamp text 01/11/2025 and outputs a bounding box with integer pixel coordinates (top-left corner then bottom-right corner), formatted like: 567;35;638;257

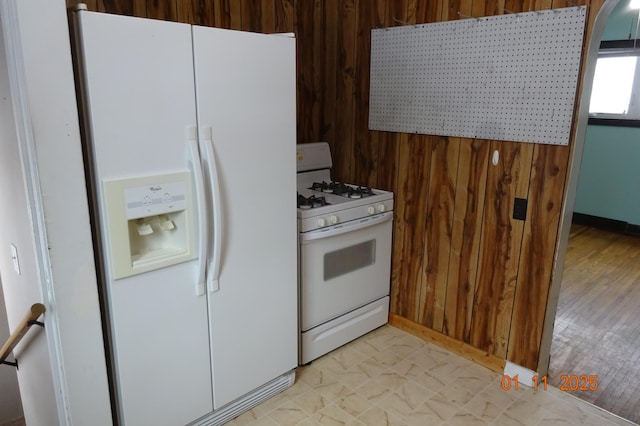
501;375;599;392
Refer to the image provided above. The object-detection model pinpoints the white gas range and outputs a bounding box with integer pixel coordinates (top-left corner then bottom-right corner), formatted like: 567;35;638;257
296;142;394;364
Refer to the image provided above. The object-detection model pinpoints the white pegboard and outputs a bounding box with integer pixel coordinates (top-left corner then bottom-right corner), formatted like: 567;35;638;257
369;7;587;146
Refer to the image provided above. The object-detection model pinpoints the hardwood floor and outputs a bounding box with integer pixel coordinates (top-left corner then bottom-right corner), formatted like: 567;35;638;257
549;224;640;424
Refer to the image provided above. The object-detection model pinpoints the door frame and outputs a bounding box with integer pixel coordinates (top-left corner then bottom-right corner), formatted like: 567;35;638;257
538;0;620;376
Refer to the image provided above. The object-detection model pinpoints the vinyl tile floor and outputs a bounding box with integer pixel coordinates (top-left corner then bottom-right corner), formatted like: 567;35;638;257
229;325;636;426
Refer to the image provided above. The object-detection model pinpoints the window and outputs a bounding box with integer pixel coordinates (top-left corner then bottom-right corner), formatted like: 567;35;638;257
590;55;637;115
589;41;640;126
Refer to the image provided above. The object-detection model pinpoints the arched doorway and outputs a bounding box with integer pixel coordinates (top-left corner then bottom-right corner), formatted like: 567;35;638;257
540;0;640;423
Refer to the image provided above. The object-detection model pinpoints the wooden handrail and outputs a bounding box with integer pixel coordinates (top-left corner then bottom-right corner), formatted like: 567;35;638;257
0;303;45;366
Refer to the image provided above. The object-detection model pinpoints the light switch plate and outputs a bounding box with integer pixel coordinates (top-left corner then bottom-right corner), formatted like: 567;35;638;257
10;243;21;275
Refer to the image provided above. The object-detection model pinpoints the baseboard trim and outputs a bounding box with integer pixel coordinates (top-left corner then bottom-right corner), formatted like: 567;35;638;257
572;212;640;236
504;361;537;388
389;313;506;373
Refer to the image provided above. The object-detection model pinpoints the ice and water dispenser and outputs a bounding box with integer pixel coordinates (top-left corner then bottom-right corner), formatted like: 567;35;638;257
102;171;196;279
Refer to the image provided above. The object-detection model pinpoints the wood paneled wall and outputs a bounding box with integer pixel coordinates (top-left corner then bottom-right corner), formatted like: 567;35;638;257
66;0;605;371
315;0;606;371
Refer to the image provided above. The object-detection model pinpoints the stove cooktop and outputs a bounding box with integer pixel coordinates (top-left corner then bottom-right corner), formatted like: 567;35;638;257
308;181;375;199
296;143;393;231
297;180;381;209
297;181;392;221
297;183;390;210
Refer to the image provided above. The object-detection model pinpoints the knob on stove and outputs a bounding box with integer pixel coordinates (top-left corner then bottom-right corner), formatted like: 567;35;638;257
377;204;386;212
330;215;338;224
367;206;375;215
317;218;326;227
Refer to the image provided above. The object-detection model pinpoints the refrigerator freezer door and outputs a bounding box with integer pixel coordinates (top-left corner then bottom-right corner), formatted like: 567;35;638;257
75;11;213;425
192;27;298;409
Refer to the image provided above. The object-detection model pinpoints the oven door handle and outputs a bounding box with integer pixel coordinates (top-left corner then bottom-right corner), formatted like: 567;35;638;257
301;212;392;243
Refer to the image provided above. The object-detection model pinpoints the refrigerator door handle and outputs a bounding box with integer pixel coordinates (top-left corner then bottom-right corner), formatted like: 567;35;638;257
187;128;208;296
202;126;222;292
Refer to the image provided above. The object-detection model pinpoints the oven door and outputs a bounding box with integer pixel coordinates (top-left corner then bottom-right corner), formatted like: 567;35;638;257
299;211;393;332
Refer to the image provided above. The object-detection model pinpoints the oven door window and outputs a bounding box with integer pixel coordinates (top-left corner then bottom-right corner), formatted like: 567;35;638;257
324;239;375;281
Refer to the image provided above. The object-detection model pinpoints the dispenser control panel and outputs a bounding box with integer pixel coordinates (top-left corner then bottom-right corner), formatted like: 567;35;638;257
102;171;195;279
124;181;187;219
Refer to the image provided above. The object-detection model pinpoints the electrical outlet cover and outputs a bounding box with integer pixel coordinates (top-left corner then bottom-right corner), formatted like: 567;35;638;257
513;198;528;221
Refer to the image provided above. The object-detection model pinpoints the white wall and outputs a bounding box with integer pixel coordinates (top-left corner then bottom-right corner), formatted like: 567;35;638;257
0;280;23;422
0;0;112;424
0;12;58;423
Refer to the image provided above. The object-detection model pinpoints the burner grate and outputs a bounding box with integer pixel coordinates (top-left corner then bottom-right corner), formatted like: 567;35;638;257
297;193;330;209
309;181;374;199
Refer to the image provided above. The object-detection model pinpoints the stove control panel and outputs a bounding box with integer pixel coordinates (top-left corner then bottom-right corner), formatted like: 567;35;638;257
317;215;340;227
367;204;387;215
299;198;394;232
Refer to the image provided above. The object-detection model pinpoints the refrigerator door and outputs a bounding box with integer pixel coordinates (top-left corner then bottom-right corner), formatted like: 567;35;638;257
192;27;298;409
75;12;213;425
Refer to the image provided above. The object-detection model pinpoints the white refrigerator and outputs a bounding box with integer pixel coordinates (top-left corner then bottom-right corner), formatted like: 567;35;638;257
73;8;297;426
